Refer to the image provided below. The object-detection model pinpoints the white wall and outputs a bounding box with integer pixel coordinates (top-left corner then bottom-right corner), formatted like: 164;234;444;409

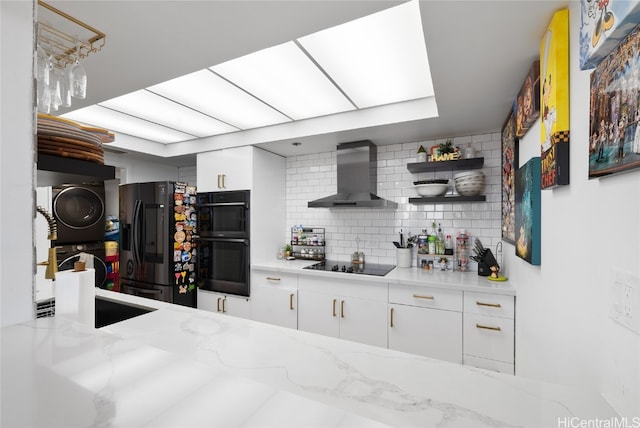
505;2;640;416
1;0;35;326
286;134;502;265
104;151;181;185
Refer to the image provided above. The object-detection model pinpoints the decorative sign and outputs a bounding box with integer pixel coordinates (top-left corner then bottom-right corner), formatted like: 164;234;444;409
579;0;640;70
540;8;570;189
515;157;541;266
589;23;640;178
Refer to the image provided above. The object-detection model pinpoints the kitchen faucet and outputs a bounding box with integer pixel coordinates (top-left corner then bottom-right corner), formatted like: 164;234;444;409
36;205;58;280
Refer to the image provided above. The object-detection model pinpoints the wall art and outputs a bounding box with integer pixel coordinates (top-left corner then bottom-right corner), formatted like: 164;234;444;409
580;0;640;70
501;105;519;244
515;157;541;266
540;8;570;189
589;23;640;179
515;60;541;138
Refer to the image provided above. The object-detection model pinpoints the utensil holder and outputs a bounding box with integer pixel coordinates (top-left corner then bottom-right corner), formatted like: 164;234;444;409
396;248;412;268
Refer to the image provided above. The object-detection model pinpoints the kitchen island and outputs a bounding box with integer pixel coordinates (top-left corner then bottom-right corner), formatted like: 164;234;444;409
1;287;616;427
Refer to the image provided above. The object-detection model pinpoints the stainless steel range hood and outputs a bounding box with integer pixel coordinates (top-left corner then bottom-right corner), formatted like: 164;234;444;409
308;141;397;209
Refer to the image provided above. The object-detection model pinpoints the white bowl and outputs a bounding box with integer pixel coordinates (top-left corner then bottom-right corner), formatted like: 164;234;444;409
454;171;485;196
415;182;449;197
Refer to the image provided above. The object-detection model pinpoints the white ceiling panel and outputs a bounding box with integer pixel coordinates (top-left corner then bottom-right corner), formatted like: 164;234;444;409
211;41;356;120
298;0;433;109
99;90;238;137
149;70;292;130
62;105;196;144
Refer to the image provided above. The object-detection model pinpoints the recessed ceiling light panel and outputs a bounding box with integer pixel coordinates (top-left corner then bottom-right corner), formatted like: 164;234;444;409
62;105;196;144
298;0;434;109
212;41;355;120
99;90;238;137
149;70;291;130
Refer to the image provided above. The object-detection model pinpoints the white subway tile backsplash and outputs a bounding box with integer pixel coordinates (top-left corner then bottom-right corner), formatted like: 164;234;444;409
285;133;502;264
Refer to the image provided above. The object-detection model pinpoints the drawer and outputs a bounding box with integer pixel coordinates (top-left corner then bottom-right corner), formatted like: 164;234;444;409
463;313;514;364
389;285;462;312
298;277;387;301
252;270;298;290
464;292;514;319
463;355;514;375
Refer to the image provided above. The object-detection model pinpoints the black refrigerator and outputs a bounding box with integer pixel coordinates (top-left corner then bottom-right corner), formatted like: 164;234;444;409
119;181;197;307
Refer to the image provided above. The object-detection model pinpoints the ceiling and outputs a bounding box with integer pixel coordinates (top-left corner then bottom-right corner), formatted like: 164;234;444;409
48;0;570;163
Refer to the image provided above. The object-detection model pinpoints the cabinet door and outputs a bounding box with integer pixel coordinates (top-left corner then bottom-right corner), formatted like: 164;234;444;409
197;289;223;312
251;271;297;329
297;288;339;339
339;296;388;348
221;294;251;319
197;147;253;192
388;304;463;364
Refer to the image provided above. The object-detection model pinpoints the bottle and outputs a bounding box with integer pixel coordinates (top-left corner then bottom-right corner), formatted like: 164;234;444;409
445;234;453;255
417;229;428;254
456;230;469;272
428;222;437;254
436;223;445;255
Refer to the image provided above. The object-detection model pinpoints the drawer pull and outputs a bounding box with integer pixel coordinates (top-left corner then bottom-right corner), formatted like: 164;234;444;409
476;323;501;331
476;301;501;308
266;277;281;281
332;299;337;317
413;294;434;300
341;300;345;318
390;307;394;328
289;293;295;310
217;297;222;312
221;298;227;313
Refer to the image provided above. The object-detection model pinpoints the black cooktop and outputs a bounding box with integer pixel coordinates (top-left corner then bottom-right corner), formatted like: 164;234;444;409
303;260;396;276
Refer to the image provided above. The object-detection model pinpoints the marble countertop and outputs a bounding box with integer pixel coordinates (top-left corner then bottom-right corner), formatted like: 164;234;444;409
252;259;516;295
1;287;616;427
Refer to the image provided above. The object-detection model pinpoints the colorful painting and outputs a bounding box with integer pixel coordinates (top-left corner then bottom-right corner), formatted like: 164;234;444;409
580;0;640;70
501;106;519;244
540;8;570;189
515;60;541;138
589;23;640;179
515;157;541;266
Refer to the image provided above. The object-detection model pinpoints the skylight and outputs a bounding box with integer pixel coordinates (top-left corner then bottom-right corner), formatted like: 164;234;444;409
62;0;434;146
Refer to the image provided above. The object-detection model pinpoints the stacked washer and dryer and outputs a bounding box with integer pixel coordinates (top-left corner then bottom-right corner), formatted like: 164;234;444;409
52;182;108;289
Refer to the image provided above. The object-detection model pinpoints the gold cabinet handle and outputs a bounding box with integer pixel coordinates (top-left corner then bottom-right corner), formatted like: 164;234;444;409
341;300;345;318
332;299;337;317
476;301;502;308
476;323;501;331
413;294;434;300
221;174;226;189
217;174;221;189
216;297;221;312
289;293;295;310
222;298;227;313
390;307;394;328
266;277;281;281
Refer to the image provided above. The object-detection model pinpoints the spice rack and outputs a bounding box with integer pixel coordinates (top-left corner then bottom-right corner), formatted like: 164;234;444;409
290;227;325;261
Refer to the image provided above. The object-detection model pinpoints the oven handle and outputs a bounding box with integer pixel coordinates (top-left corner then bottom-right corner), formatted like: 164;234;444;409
197;202;248;208
123;284;163;295
196;237;249;245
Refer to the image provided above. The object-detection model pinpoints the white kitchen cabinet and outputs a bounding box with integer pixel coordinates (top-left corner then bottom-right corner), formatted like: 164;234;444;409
251;270;298;329
197;146;285;266
197;289;251;319
462;291;515;374
388;285;463;363
297;277;388;348
196;146;253;192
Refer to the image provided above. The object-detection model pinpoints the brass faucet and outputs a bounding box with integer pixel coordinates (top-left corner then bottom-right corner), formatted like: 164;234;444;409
36;206;58;280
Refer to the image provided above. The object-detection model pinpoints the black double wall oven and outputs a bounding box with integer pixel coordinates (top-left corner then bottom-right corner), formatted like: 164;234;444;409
196;190;250;297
